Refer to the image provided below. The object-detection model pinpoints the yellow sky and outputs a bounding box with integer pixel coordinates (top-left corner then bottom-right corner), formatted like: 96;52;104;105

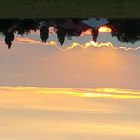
0;87;140;140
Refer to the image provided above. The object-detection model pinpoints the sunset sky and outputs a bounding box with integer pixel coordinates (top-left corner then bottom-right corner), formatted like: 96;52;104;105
0;30;139;89
0;25;140;140
0;86;140;140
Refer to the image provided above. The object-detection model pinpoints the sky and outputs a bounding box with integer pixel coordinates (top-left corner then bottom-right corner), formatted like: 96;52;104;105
0;87;140;140
0;26;139;140
0;31;139;89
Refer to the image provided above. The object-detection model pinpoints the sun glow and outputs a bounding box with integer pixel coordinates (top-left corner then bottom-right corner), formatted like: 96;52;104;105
98;26;112;32
80;26;111;36
80;29;92;36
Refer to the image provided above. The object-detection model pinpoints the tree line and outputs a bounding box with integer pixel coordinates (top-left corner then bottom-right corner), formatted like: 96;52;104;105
0;19;140;49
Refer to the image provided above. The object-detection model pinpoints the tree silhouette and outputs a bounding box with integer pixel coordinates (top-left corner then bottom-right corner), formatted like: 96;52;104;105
108;19;140;43
40;26;49;43
0;18;140;49
16;19;38;35
92;28;99;42
57;27;66;45
4;31;15;49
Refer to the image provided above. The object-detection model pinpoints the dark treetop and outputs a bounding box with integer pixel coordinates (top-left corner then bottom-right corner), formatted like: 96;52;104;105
0;18;140;49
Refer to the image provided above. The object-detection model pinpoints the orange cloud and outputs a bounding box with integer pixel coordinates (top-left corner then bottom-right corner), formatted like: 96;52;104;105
16;37;41;45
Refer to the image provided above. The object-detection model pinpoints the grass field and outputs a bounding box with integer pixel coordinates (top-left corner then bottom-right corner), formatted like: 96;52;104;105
0;0;140;17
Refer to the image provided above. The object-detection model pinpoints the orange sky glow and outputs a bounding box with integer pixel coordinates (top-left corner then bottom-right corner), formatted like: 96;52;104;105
98;26;112;32
81;26;112;36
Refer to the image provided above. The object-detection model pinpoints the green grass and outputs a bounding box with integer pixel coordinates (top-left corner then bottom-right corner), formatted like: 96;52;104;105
0;0;140;17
